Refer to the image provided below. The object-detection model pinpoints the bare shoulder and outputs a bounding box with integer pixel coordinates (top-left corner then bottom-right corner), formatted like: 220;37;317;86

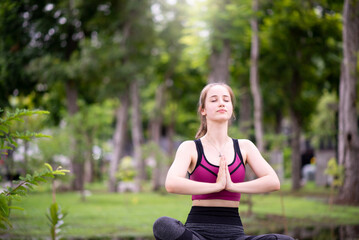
177;140;196;152
175;140;197;158
237;139;255;149
237;139;257;164
173;140;197;171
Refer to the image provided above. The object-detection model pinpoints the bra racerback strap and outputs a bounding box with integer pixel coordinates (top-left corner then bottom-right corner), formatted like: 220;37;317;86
233;139;245;166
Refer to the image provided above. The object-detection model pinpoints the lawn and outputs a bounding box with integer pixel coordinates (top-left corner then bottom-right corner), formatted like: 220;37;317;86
2;182;359;239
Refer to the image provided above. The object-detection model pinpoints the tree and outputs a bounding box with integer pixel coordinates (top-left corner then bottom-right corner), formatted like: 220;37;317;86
249;0;264;152
131;81;146;184
223;1;252;138
206;0;232;84
260;0;342;190
108;94;130;192
146;0;189;190
0;108;69;230
337;0;359;205
100;0;155;192
11;0;112;191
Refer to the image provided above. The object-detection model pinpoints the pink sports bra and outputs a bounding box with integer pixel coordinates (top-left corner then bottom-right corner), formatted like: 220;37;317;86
189;138;246;201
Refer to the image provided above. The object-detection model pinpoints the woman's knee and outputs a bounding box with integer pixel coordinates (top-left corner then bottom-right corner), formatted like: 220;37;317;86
153;216;174;230
270;234;295;240
153;216;185;239
248;234;294;240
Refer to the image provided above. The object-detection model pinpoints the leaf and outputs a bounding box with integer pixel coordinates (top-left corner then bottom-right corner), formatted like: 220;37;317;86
0;125;9;134
45;163;53;172
35;177;47;183
16;186;28;192
0;195;9;217
0;215;12;229
8;206;24;211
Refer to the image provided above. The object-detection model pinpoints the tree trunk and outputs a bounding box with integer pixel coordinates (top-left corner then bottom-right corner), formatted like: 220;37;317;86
131;81;146;189
167;108;176;157
163;106;176;185
249;0;264;152
336;0;359;205
239;88;252;138
84;131;94;183
208;39;231;84
338;62;345;167
108;93;129;192
65;80;79;116
62;0;83;192
107;7;133;192
151;83;165;144
151;82;166;191
65;80;84;191
246;0;263;216
290;110;301;190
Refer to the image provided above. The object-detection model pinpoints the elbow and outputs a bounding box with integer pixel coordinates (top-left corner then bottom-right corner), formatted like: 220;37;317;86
165;179;176;193
272;177;281;191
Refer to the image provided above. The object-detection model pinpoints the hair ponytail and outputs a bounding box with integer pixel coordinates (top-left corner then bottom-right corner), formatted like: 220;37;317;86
195;115;207;139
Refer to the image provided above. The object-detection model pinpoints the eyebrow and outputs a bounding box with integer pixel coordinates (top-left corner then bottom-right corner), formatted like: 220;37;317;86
209;94;230;98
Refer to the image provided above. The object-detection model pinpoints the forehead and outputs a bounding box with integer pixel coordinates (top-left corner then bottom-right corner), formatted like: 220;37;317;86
207;85;230;97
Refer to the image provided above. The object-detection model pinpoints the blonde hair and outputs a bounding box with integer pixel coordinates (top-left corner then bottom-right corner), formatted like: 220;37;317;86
195;83;235;139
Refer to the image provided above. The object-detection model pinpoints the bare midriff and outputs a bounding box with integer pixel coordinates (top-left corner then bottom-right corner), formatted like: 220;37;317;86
192;199;239;208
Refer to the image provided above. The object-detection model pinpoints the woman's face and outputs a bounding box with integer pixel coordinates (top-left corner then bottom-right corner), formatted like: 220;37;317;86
201;85;233;122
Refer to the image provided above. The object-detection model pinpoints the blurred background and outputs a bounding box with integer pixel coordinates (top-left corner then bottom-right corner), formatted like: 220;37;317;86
0;0;359;239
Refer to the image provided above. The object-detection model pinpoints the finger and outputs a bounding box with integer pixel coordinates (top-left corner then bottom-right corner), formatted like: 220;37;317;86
217;158;224;176
220;160;226;177
217;157;226;186
220;156;226;168
223;160;230;177
225;161;230;174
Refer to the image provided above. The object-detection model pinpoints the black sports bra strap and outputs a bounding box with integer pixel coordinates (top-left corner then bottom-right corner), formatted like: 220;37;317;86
194;139;204;155
233;139;245;166
193;139;203;169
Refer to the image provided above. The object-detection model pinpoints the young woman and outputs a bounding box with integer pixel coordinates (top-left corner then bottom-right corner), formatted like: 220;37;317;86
153;83;294;240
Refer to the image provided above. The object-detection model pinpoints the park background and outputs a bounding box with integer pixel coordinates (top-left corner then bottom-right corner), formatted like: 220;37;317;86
0;0;359;239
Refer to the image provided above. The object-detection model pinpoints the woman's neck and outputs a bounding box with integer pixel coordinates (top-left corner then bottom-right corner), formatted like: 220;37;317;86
204;121;229;145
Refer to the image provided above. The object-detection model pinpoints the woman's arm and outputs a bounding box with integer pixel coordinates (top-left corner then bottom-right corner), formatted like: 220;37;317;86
225;139;280;194
165;141;226;195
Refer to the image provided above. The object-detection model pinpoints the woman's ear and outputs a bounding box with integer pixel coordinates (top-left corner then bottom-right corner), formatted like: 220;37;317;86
201;108;206;116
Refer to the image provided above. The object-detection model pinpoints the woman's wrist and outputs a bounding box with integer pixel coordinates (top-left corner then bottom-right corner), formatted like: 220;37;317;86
214;181;225;192
225;181;235;192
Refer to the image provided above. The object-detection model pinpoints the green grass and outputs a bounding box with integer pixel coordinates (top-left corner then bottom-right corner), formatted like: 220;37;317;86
5;191;192;239
2;182;359;239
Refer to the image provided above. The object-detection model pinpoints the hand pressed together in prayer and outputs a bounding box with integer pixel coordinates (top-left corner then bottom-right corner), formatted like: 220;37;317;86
216;156;234;192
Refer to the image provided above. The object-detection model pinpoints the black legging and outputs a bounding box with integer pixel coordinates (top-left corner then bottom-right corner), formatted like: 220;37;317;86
153;207;295;240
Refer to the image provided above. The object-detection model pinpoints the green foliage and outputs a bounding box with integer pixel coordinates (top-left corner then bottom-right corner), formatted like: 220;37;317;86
0;108;50;155
310;91;338;149
116;156;137;182
142;141;171;165
47;202;67;240
0;164;69;230
283;147;292;179
4;189;359;238
325;158;344;207
325;158;344;188
264;134;287;151
260;0;341;129
0;1;37;108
